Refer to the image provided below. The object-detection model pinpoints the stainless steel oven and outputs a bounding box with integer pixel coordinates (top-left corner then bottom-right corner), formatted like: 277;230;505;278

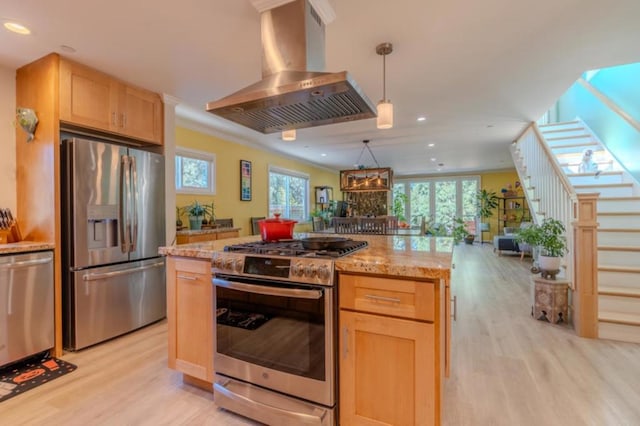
212;240;367;426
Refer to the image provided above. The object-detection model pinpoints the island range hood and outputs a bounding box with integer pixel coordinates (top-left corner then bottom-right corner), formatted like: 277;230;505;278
206;0;376;134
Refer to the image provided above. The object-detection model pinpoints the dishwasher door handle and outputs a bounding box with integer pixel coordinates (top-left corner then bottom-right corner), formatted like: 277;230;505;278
0;257;52;270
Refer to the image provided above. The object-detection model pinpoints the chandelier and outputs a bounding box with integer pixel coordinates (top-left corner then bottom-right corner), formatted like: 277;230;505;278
339;140;393;192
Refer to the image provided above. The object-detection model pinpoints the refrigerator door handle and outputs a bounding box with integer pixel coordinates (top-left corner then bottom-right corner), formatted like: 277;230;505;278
130;155;138;253
119;155;131;253
81;261;165;281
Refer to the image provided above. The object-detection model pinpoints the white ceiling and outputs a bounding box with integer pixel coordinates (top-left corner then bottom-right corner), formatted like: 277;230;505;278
2;0;640;177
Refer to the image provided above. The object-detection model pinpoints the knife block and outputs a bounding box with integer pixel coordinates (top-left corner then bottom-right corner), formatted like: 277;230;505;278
0;223;23;244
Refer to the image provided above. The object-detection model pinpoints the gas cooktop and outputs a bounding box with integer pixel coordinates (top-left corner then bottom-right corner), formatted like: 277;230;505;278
223;239;368;258
213;239;368;286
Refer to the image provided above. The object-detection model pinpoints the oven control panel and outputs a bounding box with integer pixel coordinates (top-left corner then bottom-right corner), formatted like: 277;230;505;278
211;252;335;286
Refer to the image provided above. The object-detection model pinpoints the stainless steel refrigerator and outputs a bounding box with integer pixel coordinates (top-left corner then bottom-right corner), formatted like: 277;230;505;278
61;136;166;350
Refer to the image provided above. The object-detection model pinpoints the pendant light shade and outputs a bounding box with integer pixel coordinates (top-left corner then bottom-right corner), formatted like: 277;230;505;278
282;129;296;141
376;101;393;129
376;42;393;130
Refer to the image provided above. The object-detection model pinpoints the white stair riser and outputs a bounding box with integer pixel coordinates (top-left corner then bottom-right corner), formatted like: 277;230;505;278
598;231;640;246
568;174;623;185
598;199;640;213
597;214;640;228
599;294;640;315
599;270;640;289
598;250;640;267
599;322;640;344
576;186;634;197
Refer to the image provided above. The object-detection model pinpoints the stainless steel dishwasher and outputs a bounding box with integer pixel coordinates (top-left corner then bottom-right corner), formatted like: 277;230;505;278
0;250;54;367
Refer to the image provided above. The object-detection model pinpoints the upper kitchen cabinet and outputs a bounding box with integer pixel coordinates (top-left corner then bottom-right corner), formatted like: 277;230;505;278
59;58;163;145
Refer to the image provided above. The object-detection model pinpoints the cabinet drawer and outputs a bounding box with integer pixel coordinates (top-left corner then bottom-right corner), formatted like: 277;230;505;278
339;274;435;321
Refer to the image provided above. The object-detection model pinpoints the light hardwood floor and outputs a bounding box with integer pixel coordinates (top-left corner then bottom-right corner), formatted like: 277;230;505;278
2;244;640;425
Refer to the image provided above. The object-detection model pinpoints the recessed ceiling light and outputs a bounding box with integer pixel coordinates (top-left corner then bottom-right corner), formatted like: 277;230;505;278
3;21;31;35
321;153;327;157
427;143;435;148
417;116;427;122
430;157;436;162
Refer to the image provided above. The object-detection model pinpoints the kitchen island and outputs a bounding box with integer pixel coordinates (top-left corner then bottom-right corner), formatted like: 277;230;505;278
159;233;453;426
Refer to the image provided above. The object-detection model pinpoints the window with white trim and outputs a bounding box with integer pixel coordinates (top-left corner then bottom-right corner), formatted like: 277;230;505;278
268;166;309;221
175;147;216;195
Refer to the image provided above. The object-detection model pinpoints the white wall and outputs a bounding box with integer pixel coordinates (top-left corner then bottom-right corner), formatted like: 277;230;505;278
0;65;16;212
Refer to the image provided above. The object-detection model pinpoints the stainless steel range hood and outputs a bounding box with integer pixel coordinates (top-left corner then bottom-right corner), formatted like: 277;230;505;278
206;0;376;134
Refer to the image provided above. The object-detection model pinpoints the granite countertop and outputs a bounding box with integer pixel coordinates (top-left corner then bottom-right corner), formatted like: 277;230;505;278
176;227;241;236
0;241;55;255
159;233;453;280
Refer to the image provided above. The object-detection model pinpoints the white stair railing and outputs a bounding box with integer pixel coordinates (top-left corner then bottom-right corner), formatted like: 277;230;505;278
512;122;600;337
511;123;576;283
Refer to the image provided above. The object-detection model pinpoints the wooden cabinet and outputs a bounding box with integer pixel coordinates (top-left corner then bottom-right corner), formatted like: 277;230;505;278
167;256;214;389
176;229;240;245
59;58;163;144
339;273;441;426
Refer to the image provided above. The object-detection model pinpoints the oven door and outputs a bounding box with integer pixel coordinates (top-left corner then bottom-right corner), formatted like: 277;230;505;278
213;274;335;407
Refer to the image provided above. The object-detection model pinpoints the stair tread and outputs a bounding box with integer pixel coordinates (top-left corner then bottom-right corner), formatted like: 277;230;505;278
598;212;640;216
549;141;599;148
600;286;640;297
598;246;640;252
574;183;633;188
599;196;640;201
599;265;640;273
598;228;640;233
546;134;593;141
559;160;613;166
541;127;585;134
566;171;623;177
599;311;640;325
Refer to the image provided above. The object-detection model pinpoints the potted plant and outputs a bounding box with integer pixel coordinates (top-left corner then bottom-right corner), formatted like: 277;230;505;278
451;217;471;245
516;218;567;272
184;200;213;230
537;218;567;272
476;189;499;233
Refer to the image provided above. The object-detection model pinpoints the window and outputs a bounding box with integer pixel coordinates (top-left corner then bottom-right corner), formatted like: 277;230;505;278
268;166;309;221
175;147;216;195
393;176;480;234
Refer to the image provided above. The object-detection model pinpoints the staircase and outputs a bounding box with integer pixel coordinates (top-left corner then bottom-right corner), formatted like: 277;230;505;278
538;120;640;343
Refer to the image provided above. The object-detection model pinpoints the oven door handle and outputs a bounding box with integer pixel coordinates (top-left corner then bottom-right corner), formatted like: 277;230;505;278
213;278;323;300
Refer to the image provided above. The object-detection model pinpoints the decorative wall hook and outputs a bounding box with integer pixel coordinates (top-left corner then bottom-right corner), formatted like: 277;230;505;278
16;107;38;142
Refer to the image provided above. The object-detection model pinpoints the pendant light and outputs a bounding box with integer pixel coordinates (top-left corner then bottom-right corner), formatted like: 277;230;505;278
282;129;296;141
376;42;393;129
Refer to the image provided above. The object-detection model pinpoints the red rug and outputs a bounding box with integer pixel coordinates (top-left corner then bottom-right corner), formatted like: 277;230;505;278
0;353;77;402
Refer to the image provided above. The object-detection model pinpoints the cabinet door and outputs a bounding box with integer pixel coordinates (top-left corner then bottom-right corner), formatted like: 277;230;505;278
340;310;436;426
119;84;163;144
167;257;214;383
59;59;119;132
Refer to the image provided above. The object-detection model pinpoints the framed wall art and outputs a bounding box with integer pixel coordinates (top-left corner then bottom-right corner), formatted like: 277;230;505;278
240;160;252;201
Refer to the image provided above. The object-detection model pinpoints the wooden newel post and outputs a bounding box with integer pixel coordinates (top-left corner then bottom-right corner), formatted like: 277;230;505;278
572;193;599;338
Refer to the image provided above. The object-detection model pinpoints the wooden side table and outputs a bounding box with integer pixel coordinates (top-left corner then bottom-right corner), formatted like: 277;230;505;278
532;277;569;324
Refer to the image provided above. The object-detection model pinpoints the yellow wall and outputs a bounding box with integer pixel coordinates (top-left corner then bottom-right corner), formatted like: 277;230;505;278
480;170;526;242
175;126;340;236
0;65;16;212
